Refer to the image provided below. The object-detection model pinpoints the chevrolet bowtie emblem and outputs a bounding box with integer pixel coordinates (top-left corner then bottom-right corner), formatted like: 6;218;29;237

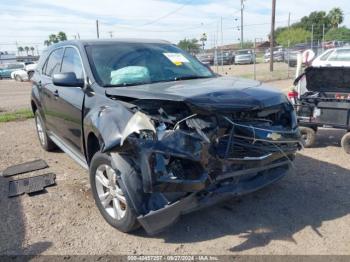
267;132;282;141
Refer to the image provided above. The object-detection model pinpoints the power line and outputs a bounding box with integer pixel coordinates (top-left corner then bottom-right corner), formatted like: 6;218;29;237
139;2;189;26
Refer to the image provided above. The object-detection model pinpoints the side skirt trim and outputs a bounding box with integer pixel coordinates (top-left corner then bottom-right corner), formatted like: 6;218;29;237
48;132;89;170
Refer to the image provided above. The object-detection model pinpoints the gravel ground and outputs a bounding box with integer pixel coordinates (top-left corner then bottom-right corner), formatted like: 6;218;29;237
1;77;350;256
0;80;31;113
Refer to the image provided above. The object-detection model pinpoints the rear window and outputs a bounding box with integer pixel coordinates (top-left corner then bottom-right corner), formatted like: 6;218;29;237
319;50;333;61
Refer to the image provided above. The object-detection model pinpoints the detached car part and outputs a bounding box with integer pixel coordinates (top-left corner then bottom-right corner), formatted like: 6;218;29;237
8;173;56;197
1;159;48;177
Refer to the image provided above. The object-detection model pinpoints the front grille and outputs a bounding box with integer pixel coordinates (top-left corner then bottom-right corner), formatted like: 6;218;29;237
215;135;298;159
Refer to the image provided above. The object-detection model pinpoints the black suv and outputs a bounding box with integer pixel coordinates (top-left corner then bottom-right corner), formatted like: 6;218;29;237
31;40;301;234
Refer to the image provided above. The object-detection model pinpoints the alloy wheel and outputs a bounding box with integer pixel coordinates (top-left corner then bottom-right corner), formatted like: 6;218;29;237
95;164;127;220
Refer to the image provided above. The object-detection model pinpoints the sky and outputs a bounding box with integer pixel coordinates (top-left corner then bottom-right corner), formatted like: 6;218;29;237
0;0;350;54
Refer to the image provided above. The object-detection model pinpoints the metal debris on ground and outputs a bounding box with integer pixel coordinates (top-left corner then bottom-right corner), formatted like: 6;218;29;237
8;173;56;197
1;159;48;177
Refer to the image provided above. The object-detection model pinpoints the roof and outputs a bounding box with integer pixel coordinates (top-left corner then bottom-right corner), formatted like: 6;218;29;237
49;39;171;49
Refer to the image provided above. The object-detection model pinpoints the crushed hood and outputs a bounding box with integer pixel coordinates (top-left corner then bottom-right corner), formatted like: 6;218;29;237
105;76;290;112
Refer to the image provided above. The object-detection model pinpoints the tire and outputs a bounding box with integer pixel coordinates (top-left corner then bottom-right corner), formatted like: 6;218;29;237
341;132;350;154
90;152;140;233
15;75;22;82
34;111;57;151
28;71;34;80
300;126;316;148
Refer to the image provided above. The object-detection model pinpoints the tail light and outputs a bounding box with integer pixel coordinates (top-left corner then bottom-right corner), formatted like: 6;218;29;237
288;90;298;104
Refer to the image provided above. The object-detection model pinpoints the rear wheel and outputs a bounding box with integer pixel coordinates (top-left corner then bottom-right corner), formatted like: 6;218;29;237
28;71;34;80
341;132;350;154
15;74;22;82
90;152;139;233
300;126;316;148
34;111;57;151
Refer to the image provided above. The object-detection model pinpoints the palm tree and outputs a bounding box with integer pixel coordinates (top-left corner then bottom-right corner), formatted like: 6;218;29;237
24;46;29;56
328;8;344;29
18;46;24;56
30;47;35;56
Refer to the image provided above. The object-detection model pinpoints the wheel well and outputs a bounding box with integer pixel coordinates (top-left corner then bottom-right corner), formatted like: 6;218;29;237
31;100;37;113
87;133;100;164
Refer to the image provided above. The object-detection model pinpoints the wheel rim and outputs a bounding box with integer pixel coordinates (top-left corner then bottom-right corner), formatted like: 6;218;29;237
35;115;46;146
95;164;127;220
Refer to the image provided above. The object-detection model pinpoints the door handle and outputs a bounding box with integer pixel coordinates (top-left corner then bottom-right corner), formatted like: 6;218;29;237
53;90;59;97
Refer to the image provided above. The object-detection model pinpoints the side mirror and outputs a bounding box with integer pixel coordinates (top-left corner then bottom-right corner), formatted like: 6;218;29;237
53;72;84;88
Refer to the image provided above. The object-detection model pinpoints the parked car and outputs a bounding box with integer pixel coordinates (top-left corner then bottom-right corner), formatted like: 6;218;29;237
264;47;285;63
0;63;25;79
196;52;214;65
31;39;301;235
11;63;37;81
214;51;235;65
234;49;255;64
312;47;350;67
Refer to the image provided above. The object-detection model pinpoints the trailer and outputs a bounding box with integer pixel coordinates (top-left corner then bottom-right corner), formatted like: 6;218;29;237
290;66;350;153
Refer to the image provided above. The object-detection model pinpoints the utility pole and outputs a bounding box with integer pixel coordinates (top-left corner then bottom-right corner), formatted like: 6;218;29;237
221;16;224;70
77;33;81;40
269;0;276;72
322;24;325;52
96;20;100;39
240;0;245;48
311;24;314;50
108;31;113;38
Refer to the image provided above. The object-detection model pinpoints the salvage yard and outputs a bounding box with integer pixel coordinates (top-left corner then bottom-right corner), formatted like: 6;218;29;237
1;79;350;255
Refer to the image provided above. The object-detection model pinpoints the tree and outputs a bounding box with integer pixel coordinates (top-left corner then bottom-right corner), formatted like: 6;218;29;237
276;27;311;47
293;11;330;41
275;8;345;43
30;47;35;56
325;26;350;41
18;46;24;56
328;8;344;29
177;38;201;54
44;32;67;46
57;31;67;41
241;41;254;49
24;46;29;56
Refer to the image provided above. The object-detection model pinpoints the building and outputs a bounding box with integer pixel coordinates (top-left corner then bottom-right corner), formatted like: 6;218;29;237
0;53;17;64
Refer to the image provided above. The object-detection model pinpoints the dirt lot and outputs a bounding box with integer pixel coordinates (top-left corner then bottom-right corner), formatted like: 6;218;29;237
1;78;350;255
0;80;32;113
212;62;296;82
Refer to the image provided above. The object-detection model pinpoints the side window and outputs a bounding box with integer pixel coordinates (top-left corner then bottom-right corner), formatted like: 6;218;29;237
44;48;64;77
61;47;84;79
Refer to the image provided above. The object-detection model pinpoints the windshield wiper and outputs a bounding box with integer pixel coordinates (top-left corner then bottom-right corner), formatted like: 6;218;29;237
103;81;151;88
173;75;213;81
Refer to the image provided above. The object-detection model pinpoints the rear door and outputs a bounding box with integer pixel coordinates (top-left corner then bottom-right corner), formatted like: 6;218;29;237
41;48;64;133
54;46;85;154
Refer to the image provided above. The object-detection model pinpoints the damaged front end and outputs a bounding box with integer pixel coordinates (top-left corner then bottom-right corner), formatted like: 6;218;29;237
107;99;302;234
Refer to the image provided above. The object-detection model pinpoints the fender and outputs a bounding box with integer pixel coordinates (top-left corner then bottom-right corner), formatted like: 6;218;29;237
83;104;155;153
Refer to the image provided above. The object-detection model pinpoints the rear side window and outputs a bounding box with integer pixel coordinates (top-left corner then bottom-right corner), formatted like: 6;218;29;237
61;47;84;79
44;48;63;77
329;49;350;61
